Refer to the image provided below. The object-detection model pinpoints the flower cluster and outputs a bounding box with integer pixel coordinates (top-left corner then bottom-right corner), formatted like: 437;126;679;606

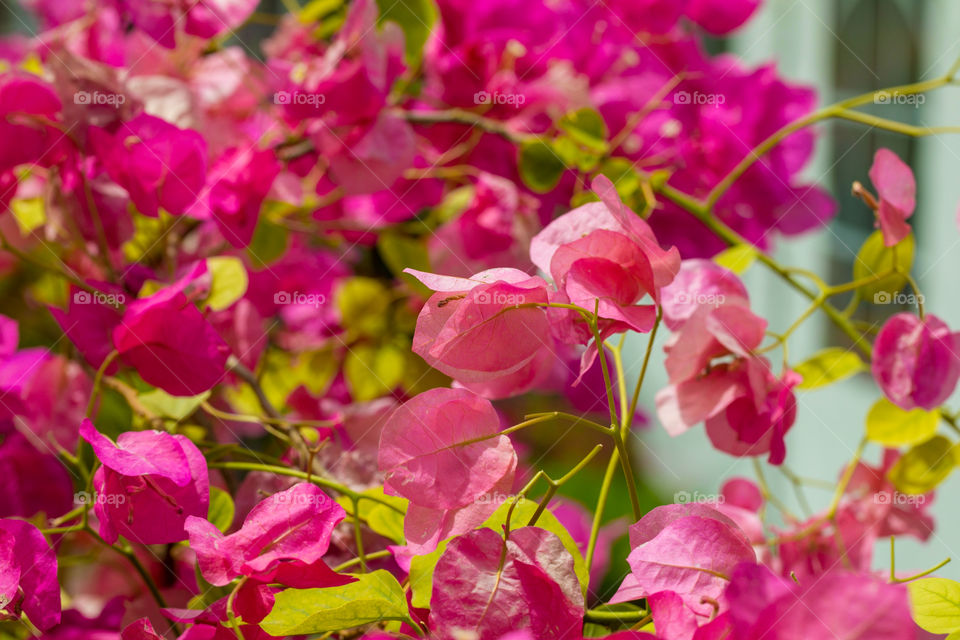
0;0;955;638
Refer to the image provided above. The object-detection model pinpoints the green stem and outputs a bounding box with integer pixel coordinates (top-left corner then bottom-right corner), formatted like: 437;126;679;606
583;608;650;624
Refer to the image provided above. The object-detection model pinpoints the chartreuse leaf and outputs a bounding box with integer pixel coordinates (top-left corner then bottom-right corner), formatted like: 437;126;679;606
247;213;289;269
866;399;940;447
795;348;866;390
558;108;609;154
854;230;915;300
518;139;567;193
343;343;406;402
888;435;955;494
205;257;248;311
714;244;758;274
138;389;210;421
207;487;235;533
255;347;339;409
908;577;960;634
408;498;588;609
336;277;392;338
337;488;407;544
377;232;432;297
10;198;45;235
260;570;413;635
374;0;437;64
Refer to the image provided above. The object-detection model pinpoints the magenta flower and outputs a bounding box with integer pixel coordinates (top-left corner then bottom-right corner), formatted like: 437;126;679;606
611;504;756;616
185;482;350;587
725;563;913;638
405;268;555;398
0;518;60;631
868;148;917;247
0;75;67;174
113;287;230;396
431;527;583;639
657;357;800;464
659;259;750;331
80;419;209;545
90;113;207;217
194;146;280;248
872;312;960;410
531;175;680;336
685;0;762;34
378;388;517;555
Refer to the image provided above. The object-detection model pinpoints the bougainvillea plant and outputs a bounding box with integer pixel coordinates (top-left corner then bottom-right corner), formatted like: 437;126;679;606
2;0;960;637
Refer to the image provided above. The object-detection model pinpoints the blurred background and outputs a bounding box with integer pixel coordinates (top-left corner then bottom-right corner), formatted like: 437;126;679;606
629;0;960;582
1;0;959;592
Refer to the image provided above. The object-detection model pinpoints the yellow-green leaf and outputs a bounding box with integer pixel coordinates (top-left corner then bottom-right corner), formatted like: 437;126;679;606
558;108;609;154
139;389;210;421
11;197;45;235
261;570;413;635
714;244;758;274
205;257;248;311
854;230;915;300
208;487;235;533
374;0;437;65
908;577;960;634
336;277;391;338
866;399;940;447
337;488;407;545
343;343;406;402
888;435;955;494
377;232;431;297
518;139;567;193
795;348;866;390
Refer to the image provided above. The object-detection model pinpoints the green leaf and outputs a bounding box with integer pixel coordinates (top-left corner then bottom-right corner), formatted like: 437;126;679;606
138;389;210;421
10;197;46;235
205;257;248;311
866;399;940;447
207;487;235;533
408;498;588;609
343;343;407;402
713;244;758;274
518;139;567;193
336;277;392;338
888;435;955;494
377;232;431;297
247;215;289;269
598;158;642;200
374;0;437;65
558;108;609;154
337;488;407;544
854;231;915;300
794;348;866;390
260;570;412;635
908;577;960;634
